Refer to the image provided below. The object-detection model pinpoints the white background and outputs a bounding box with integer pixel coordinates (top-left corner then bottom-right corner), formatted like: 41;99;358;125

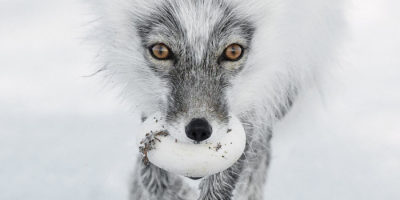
0;0;399;199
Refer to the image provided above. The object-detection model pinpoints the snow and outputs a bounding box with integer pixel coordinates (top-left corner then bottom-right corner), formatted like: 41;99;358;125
0;0;399;199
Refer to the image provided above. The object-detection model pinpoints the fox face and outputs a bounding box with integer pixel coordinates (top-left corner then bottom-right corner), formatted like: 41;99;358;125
132;0;256;143
95;0;344;143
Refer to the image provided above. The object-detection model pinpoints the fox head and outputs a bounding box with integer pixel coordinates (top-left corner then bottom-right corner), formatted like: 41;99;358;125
92;0;345;143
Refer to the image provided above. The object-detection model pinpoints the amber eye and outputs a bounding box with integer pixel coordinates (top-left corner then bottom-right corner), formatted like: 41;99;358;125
150;43;172;60
223;44;243;61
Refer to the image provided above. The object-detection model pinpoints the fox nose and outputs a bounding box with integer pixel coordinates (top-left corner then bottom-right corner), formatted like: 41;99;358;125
185;118;212;142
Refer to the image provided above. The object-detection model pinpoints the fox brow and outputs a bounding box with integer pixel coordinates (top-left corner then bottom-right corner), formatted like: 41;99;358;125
134;0;255;53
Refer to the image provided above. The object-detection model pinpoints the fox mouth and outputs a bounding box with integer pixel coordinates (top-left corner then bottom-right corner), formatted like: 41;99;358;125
187;176;203;180
137;112;246;177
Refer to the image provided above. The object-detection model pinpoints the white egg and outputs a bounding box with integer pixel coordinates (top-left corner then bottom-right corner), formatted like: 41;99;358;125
137;112;246;177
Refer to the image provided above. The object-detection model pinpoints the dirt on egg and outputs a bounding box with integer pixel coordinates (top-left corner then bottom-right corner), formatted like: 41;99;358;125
139;131;169;165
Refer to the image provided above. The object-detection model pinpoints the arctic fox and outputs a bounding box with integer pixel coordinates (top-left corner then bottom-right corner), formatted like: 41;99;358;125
91;0;345;199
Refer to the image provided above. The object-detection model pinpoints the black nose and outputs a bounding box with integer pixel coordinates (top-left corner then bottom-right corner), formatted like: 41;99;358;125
185;118;212;142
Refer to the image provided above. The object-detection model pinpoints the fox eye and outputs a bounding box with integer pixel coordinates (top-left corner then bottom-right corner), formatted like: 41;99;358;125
150;43;173;60
222;44;243;61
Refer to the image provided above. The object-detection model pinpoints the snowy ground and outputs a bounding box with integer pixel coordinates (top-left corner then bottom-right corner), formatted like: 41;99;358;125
0;0;399;199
